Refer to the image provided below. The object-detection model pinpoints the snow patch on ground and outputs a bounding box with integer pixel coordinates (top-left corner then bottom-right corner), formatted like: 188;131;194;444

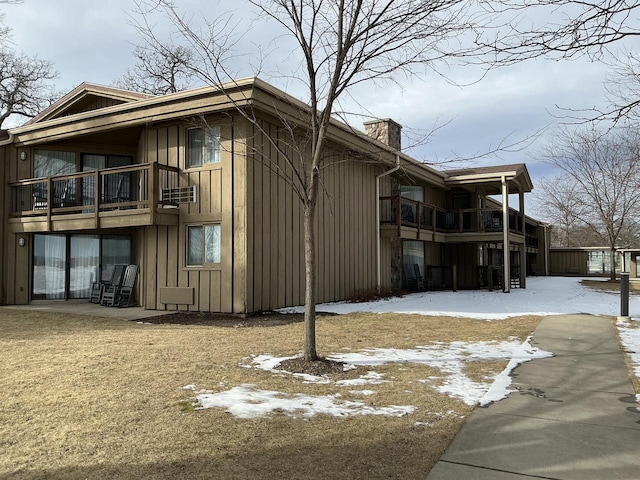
278;277;640;319
617;318;640;380
193;384;415;419
184;278;640;417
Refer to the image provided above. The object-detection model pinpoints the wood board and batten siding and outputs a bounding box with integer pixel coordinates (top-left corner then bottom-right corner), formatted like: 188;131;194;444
139;117;247;313
0;144;7;304
2;143;30;305
245;117;379;313
549;249;588;276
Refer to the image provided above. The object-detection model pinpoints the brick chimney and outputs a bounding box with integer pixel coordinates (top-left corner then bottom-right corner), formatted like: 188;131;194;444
363;118;402;151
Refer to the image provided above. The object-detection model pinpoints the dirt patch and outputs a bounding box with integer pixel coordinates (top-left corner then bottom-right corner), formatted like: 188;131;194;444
277;357;349;376
581;279;622;293
142;310;337;327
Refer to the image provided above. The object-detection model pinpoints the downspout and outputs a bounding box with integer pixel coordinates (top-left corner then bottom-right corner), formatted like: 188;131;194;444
376;154;401;293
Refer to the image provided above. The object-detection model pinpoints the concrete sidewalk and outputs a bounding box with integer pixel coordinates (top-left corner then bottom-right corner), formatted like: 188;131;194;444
427;314;640;480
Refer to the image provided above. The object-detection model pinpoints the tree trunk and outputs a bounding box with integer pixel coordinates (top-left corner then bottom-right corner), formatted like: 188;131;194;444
610;246;617;281
303;203;318;361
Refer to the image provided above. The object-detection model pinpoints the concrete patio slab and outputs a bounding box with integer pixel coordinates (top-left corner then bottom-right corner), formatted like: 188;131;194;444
0;301;175;321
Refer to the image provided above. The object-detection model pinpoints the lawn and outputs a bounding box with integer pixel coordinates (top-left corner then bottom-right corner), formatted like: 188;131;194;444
0;309;541;479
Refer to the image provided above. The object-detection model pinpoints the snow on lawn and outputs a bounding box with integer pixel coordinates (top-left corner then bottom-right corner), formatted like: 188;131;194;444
187;337;551;417
279;277;640;319
617;318;640;385
187;384;415;419
183;277;640;418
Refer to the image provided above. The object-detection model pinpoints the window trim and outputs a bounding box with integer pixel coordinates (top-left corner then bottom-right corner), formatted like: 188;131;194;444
186;125;221;168
186;224;221;268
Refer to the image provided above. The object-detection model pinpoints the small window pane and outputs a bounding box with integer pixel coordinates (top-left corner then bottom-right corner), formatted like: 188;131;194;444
187;129;203;168
204;225;221;263
187;226;203;265
205;126;221;164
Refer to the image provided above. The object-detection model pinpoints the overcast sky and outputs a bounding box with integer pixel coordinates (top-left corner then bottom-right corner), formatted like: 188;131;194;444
1;0;621;215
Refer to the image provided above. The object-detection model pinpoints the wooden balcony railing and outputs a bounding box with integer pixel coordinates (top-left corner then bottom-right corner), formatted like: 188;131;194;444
380;195;529;237
9;163;180;220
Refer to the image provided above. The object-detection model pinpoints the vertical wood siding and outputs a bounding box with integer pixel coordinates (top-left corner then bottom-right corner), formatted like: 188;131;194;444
549;250;588;275
245;117;378;312
141;117;243;313
0;145;6;304
3;144;30;304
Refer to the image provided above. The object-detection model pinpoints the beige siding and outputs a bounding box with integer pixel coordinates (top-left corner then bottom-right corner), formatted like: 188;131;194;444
0;145;6;304
3;144;30;304
140;117;244;313
63;97;124;117
245;117;379;312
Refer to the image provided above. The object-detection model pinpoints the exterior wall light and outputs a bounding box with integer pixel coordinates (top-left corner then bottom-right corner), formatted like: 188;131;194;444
19;151;27;161
18;237;26;247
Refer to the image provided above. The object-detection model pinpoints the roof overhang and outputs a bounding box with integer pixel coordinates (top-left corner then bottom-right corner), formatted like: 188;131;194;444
443;164;534;194
7;78;449;187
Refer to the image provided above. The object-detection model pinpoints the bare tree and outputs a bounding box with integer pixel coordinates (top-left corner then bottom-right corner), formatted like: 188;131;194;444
0;49;58;127
134;0;497;361
533;175;590;247
114;44;195;95
538;125;640;278
0;1;59;127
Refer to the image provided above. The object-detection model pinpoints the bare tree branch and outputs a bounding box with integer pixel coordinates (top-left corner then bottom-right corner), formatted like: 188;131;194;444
132;0;502;360
114;44;196;94
536;124;640;277
475;1;640;125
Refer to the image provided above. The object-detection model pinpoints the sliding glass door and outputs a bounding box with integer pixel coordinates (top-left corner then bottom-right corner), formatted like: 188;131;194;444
32;234;131;300
33;234;67;300
69;235;100;299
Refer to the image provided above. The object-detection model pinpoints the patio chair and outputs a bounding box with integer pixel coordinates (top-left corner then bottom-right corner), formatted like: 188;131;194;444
101;264;138;307
33;182;72;210
90;264;127;304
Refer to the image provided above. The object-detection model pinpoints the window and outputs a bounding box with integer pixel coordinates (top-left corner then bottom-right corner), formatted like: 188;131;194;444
34;150;77;178
400;185;424;202
187;126;221;167
187;225;221;266
587;251;604;274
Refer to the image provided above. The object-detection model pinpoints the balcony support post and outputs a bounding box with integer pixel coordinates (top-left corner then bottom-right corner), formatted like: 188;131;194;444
376;155;401;293
94;170;100;229
46;177;52;231
150;164;158;225
501;176;510;293
519;187;526;288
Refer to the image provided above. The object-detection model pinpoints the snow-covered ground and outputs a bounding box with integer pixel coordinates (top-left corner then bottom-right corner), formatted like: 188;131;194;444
281;276;640;319
185;277;640;418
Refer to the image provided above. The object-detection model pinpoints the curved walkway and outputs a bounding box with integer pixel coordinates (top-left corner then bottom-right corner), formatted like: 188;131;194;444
427;314;640;480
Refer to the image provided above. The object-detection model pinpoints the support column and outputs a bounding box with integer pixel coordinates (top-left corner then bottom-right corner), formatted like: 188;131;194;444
519;245;526;289
502;176;510;293
519;188;526;289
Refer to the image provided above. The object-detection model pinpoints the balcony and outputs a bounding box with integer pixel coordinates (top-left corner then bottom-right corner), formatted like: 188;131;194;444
380;195;530;242
9;164;182;232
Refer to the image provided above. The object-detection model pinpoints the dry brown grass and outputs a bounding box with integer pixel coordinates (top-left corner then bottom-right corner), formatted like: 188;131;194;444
0;309;541;480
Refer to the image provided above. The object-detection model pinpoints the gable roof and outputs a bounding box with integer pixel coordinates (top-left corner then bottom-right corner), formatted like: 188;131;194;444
25;82;154;126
